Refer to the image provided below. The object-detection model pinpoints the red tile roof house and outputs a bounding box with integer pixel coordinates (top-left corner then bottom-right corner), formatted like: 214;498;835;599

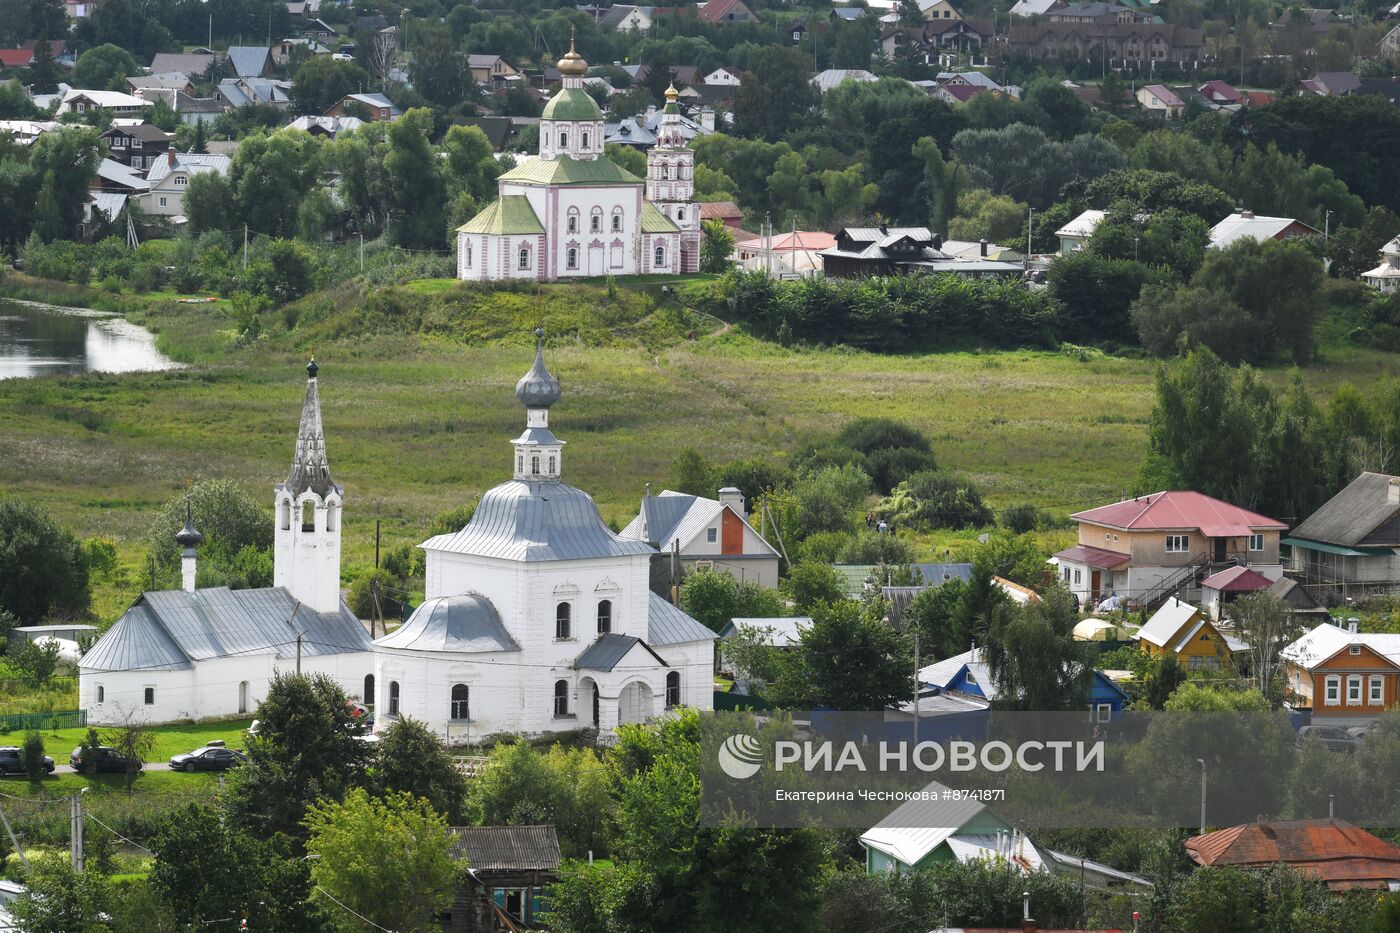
1186;819;1400;891
1051;491;1287;610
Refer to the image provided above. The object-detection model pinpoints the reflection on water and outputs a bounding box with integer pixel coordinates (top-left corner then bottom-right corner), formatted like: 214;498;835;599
0;298;180;379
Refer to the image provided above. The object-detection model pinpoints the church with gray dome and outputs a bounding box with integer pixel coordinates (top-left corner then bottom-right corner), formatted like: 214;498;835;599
371;331;716;740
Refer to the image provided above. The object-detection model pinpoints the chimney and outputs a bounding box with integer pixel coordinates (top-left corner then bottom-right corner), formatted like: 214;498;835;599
979;237;989;257
718;486;745;516
1022;890;1035;932
645;482;653;498
932;233;942;250
1389;478;1400;504
645;104;657;119
1349;618;1359;634
699;106;715;131
1240;209;1254;218
167;145;176;168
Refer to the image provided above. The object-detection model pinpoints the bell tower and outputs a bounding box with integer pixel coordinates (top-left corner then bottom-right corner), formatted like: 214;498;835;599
645;85;697;233
273;359;343;613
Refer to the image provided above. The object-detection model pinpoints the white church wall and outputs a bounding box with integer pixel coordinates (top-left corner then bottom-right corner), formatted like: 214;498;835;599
550;184;643;278
374;648;532;742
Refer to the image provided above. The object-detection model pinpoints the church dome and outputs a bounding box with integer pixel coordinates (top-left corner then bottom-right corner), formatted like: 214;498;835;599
515;328;562;409
556;32;588;76
541;88;603;122
175;504;202;549
374;594;520;654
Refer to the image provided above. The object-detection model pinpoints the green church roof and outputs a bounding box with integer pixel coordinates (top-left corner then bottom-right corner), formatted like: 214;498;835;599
541;87;603;122
498;155;642;187
641;201;679;234
456;195;544;235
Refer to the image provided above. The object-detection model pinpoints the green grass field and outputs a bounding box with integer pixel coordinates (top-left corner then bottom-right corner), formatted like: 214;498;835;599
3;274;1397;625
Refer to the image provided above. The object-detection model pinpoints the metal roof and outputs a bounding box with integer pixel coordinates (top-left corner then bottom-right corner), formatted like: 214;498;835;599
574;633;668;671
1052;544;1131;570
648;592;717;645
1209;211;1319;249
1137;597;1202;648
1186;819;1400;890
1200;565;1272;592
1054;208;1108;240
149;52;219;78
718;616;811;646
541;87;603;122
146;152;231;185
918;647;980;689
641;201;680;233
448;825;561;871
859;778;989;866
226;46;273;78
1071;491;1286;538
1282;621;1400;669
279;368;339;498
1290;472;1400;548
422;481;655;563
498;153;642;187
96;158;150;191
457;195;544;235
80;586;372;673
373;594;519;654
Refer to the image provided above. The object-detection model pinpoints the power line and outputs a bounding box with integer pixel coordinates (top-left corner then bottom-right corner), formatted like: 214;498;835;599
313;886;397;933
85;811;154;855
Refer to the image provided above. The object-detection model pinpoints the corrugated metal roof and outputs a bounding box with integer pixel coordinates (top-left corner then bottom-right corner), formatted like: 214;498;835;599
79;586;371;673
1052;545;1131;570
146;152;230;185
498;153;640;187
574;633;668;671
448;825;561;870
859;779;987;866
374;594;519;654
1186;819;1400;890
1138;597;1201;648
423;481;654;563
641;200;680;233
1282;621;1400;669
720;616;811;646
648;592;718;645
1291;472;1400;548
1201;565;1272;592
457;195;544;235
1072;491;1286;538
918;647;979;689
226;46;272;78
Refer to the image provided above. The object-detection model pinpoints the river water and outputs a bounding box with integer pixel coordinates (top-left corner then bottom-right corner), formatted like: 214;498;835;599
0;298;180;379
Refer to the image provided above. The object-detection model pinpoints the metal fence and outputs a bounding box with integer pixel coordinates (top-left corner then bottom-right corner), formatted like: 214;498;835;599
0;709;86;733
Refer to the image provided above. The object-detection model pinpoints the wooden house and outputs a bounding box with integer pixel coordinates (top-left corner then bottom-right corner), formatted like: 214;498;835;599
442;825;561;932
1283;621;1400;726
1137;597;1238;671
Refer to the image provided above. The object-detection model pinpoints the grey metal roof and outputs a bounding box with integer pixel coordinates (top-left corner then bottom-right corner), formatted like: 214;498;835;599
149;52;220;78
422;480;654;563
1291;472;1400;547
648;592;717;645
79;586;372;673
448;825;561;870
374;594;519;653
575;633;668;671
227;46;273;78
146;152;231;185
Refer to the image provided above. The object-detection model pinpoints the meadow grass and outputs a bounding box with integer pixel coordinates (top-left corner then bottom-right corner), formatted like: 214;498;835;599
2;275;1396;624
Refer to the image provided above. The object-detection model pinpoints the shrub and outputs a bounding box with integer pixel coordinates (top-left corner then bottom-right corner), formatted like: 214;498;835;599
899;471;994;531
1001;503;1042;533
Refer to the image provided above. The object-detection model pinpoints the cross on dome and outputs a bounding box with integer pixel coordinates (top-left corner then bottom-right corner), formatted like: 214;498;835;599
511;329;566;482
557;27;587;76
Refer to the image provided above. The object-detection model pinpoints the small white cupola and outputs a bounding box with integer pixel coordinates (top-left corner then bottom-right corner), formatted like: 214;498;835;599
512;328;566;482
175;494;203;593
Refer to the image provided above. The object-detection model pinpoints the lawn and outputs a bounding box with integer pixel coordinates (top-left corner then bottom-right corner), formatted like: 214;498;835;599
28;718;255;762
2;275;1396;626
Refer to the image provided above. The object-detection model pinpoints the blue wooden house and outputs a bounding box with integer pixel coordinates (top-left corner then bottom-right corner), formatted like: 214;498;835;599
920;648;1129;721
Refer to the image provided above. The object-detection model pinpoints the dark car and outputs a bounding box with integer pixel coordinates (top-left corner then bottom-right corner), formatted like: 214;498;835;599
169;746;245;772
69;745;144;775
1296;725;1359;753
0;746;55;775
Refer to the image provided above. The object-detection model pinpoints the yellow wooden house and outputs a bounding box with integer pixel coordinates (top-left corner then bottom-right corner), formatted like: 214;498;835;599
1137;597;1238;670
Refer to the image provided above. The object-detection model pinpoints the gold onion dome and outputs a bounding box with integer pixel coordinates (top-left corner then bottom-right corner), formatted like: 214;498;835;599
665;83;679;101
557;31;588;77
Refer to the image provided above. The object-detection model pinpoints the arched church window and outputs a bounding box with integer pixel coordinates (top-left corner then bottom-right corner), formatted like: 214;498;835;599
326;503;338;532
518;247;531;270
567;212;578;234
661;163;670;179
581;131;589;148
97;685;104;703
597;599;612;634
654;245;666;267
567;247;578;270
556;602;572;639
531;455;540;475
676;207;684;222
388;680;400;716
450;683;470;720
279;500;290;531
612;211;622;232
301;501;314;532
554;680;569;717
666;671;681;707
560;132;568;148
363;674;374;708
517;454;524;474
548;454;556;474
591;213;601;233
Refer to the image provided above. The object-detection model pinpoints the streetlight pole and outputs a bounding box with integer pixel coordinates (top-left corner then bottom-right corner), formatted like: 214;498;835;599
1025;207;1034;270
1197;758;1207;831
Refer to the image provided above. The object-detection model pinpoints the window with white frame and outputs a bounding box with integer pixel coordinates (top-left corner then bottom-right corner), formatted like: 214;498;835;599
581;132;589;148
1095;703;1112;723
463;242;472;267
591;212;601;233
1324;674;1340;705
1073;568;1081;584
654;245;665;267
567;211;579;234
1165;534;1189;553
556;602;572;639
144;686;155;704
1348;674;1363;705
612;211;622;232
97;685;104;702
666;671;681;708
559;132;568;148
567;247;578;269
554;680;570;717
518;247;530;270
1371;674;1385;705
1248;533;1264;551
389;680;400;716
450;683;470;720
706;527;717;543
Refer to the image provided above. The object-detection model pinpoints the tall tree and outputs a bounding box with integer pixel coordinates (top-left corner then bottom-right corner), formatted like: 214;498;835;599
292;57;370;116
984;586;1096;711
770;598;912;710
732;47;818;142
384;108;445;248
0;496;90;624
27;32;60;94
1230;592;1304;708
410;22;466;109
372;717;468;822
27;126;101;241
305;788;460;933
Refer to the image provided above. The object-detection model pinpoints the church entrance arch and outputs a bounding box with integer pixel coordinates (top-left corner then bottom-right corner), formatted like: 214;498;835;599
619;681;653;725
579;677;599;728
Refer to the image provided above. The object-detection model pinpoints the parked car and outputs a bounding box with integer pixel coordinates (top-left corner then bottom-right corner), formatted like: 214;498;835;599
69;745;144;775
1296;725;1359;753
0;746;55;775
169;745;245;772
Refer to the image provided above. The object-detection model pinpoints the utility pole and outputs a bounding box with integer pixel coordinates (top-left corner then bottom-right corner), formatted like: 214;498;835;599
1329;794;1335;819
296;633;303;673
1197;758;1207;830
1025;207;1034;270
243;224;249;269
912;633;920;750
374;519;381;568
70;789;87;872
358;232;365;273
0;801;28;869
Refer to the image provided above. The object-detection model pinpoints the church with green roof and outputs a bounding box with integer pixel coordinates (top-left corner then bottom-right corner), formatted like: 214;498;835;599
456;35;700;281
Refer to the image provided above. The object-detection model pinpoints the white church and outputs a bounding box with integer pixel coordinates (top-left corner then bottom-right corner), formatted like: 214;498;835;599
455;35;701;281
79;337;716;739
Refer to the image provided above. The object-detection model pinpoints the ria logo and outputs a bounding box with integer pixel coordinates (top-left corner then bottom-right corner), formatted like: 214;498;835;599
718;733;764;780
